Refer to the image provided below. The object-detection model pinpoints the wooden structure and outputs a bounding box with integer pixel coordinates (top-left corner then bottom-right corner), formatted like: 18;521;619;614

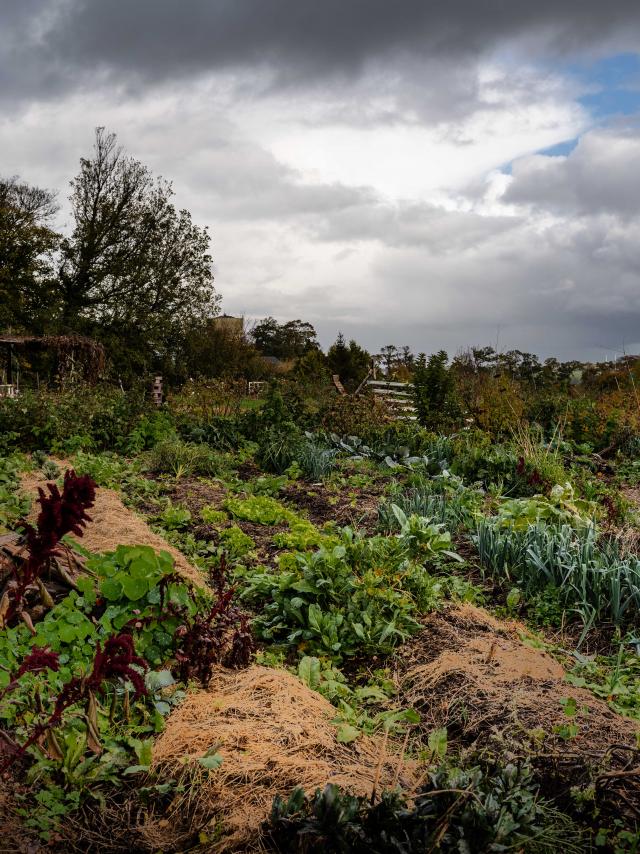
332;374;347;395
152;376;163;407
366;379;416;420
247;380;267;396
0;334;106;392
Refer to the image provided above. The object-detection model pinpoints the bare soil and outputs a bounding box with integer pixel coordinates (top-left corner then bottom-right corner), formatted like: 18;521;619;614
283;480;384;532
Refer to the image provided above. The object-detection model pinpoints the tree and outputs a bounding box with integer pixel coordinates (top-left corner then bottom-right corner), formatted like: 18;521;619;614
400;345;414;369
293;348;329;387
378;344;399;376
412;350;459;430
327;333;370;391
180;318;267;382
57;128;217;374
0;176;60;330
251;317;319;359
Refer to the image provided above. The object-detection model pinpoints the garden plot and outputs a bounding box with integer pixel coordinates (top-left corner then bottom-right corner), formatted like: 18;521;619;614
397;604;639;825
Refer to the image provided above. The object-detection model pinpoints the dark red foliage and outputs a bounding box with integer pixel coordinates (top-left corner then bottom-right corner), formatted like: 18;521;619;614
46;633;148;725
601;494;621;526
16;647;60;679
173;556;254;684
516;456;545;490
0;632;147;771
4;470;96;624
82;634;148;700
25;470;96;559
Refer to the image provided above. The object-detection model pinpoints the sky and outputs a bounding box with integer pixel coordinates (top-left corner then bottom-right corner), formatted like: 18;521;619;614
2;1;640;360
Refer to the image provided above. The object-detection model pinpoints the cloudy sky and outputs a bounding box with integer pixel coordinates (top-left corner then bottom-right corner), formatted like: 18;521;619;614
2;1;640;359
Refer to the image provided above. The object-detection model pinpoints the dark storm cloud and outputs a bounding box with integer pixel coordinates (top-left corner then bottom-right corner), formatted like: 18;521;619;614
3;0;640;103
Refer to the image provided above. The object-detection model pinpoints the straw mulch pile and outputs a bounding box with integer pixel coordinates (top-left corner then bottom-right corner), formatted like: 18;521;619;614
397;604;640;825
19;469;204;588
139;666;416;852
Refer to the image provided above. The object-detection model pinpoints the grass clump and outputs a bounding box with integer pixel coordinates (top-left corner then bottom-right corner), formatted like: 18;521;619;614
146;439;222;478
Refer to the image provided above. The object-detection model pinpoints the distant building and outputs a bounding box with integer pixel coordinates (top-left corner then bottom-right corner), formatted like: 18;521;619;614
211;314;244;337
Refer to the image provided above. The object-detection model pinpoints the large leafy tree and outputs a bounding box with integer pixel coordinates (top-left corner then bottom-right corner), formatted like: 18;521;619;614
0;176;60;331
251;317;319;359
57;128;218;374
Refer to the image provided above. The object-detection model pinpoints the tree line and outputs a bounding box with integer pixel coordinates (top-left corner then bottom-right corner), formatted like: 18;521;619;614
1;126;627;393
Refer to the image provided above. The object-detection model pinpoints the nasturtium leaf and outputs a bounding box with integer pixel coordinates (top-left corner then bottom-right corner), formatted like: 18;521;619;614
57;623;77;643
120;576;149;600
335;723;360;743
427;727;448;759
146;669;175;690
100;578;123;601
129;557;152;579
198;753;223;770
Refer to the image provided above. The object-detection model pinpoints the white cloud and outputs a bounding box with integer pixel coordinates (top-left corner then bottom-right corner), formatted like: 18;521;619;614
504;126;640;215
1;48;639;359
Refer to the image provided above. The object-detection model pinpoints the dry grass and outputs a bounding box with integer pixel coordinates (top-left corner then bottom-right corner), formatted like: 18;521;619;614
397;604;640;823
398;604;637;749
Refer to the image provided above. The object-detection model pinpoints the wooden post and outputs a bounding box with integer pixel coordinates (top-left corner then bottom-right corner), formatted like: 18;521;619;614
152;376;163;407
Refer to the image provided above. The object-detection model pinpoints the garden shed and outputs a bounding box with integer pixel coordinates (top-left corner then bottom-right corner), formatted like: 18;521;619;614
0;333;106;395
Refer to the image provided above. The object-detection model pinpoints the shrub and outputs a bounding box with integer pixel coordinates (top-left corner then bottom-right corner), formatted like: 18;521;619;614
450;437;520;489
320;394;392;441
258;424;302;474
0;385;154;453
413;350;460;431
455;370;525;436
146;439;221;477
0;455;31;533
266;763;581;853
240;385;304;473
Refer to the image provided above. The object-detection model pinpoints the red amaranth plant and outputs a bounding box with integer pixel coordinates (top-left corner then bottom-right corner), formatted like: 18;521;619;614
0;470;96;628
516;456;545;490
173;556;254;683
0;633;147;770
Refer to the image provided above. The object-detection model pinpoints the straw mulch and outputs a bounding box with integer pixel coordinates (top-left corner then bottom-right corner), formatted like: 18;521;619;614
139;666;416;852
20;469;204;588
397;604;640;824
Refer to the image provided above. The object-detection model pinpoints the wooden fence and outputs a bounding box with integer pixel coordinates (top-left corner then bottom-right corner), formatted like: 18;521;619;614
367;379;416;420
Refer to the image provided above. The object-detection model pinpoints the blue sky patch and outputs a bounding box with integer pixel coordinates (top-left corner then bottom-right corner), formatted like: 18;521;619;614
570;52;640;118
537;138;579;157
